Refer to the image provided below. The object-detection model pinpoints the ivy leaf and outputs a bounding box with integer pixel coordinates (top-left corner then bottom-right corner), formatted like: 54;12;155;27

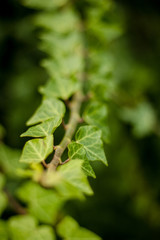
8;215;37;240
0;220;8;240
35;9;79;34
17;182;63;224
0;143;26;178
8;215;56;240
27;226;55;240
20;135;53;164
40;32;82;57
27;98;65;126
57;216;102;240
68;142;96;178
57;160;93;196
21;118;61;138
42;54;83;78
74;126;107;166
83;101;110;143
43;160;93;199
22;0;67;9
39;77;80;100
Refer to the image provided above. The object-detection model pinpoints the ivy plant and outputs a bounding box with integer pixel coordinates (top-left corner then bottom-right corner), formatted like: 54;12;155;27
0;0;122;239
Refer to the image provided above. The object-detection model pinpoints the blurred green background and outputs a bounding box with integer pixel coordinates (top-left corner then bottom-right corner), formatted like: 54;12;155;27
0;0;160;239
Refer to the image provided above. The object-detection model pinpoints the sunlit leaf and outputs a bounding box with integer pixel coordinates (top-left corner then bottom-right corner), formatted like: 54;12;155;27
74;126;107;165
27;98;65;126
21;118;61;138
20;135;53;164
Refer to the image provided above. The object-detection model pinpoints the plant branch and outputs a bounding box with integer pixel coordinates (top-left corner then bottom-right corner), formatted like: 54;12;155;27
4;189;27;215
47;90;84;171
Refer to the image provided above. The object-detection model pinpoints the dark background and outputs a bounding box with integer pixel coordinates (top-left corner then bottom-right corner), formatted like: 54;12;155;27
0;0;160;239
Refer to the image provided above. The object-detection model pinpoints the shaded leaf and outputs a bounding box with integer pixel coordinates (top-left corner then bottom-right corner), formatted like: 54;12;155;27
83;101;110;143
0;143;26;178
57;216;101;240
20;135;53;164
8;215;56;240
17;182;63;224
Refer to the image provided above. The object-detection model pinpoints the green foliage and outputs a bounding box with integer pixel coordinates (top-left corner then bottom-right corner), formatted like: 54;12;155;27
8;215;55;240
20;135;53;163
57;216;101;240
69;126;107;166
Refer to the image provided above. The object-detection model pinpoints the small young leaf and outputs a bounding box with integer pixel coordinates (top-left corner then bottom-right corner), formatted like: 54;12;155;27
21;117;61;138
27;98;65;126
20;135;53;164
17;182;63;224
57;216;102;240
75;126;107;166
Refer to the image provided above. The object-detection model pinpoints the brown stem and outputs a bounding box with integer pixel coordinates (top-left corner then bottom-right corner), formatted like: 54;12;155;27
47;91;84;171
5;189;27;215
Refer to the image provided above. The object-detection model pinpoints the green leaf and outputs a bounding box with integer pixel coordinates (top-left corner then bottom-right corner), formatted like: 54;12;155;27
39;77;80;100
23;0;67;9
27;98;65;126
68;142;96;178
0;143;26;178
8;215;56;240
17;182;63;224
0;220;8;240
83;101;110;143
41;54;83;78
43;160;93;199
21;118;61;138
27;226;55;240
35;9;79;34
8;215;37;240
0;192;7;216
57;160;93;196
20;135;53;164
40;32;82;57
57;216;102;240
74;126;107;166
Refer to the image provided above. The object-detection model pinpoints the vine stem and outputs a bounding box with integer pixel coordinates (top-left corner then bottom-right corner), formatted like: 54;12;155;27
47;90;84;171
